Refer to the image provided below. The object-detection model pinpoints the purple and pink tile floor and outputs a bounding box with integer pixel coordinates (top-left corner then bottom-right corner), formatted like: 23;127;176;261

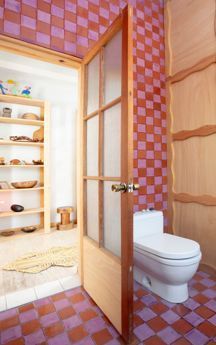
0;270;215;345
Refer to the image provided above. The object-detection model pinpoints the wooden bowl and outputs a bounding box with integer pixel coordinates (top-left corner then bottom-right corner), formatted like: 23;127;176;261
21;226;37;233
1;231;15;237
11;180;38;189
22;113;39;120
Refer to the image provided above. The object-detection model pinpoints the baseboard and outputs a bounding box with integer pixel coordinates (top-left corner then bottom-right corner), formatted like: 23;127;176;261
199;263;216;277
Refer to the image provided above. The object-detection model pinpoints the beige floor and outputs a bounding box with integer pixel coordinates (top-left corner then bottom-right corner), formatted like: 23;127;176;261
0;228;78;295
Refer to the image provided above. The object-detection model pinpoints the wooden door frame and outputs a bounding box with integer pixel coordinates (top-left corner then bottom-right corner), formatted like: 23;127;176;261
0;34;81;69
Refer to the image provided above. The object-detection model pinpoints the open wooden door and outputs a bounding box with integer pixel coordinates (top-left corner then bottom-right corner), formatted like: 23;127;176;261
79;6;135;341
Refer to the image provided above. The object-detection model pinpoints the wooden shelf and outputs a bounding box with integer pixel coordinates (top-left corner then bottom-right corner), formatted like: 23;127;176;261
0;165;44;168
0;208;44;218
0;187;44;192
0;94;44;108
0;93;50;233
0;116;44;126
0;140;44;147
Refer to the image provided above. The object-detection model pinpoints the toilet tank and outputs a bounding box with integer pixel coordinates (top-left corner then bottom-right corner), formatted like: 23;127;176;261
134;210;164;241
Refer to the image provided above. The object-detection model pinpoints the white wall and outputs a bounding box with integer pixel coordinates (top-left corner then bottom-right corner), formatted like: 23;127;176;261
0;51;78;230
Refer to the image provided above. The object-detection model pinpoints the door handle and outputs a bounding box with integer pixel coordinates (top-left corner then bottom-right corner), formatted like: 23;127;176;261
111;183;127;193
111;183;140;193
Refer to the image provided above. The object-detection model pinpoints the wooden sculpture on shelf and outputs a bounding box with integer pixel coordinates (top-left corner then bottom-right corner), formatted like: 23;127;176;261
33;127;44;142
0;157;5;165
2;107;12;117
57;206;74;230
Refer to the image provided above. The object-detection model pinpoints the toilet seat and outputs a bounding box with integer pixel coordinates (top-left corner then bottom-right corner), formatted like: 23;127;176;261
134;233;200;260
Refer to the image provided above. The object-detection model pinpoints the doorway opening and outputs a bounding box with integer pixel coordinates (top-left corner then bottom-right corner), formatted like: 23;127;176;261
0;50;80;307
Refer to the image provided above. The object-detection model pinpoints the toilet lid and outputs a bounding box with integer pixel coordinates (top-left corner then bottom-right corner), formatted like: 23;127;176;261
134;233;200;259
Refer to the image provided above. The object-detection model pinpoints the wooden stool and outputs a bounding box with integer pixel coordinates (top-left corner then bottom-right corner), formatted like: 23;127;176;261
57;206;74;230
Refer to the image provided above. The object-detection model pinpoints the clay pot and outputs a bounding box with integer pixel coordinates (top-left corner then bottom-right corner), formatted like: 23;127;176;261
11;204;24;212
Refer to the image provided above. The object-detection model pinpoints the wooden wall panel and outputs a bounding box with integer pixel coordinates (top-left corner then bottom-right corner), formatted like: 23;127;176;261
174;202;216;270
168;0;216;76
165;0;216;270
173;136;216;195
171;64;216;132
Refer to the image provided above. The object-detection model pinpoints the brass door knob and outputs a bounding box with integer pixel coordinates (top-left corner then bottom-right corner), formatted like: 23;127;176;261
111;183;140;193
111;183;127;193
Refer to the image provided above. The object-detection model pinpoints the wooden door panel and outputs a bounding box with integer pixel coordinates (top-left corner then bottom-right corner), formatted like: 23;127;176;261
83;238;121;333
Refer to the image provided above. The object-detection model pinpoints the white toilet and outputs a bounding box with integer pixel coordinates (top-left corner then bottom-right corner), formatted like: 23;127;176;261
134;210;202;303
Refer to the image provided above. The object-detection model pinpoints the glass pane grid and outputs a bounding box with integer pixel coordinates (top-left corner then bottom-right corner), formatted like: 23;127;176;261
84;33;122;257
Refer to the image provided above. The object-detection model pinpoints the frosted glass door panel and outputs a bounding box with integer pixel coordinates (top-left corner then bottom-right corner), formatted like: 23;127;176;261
87;54;99;114
86;180;99;242
103;103;121;177
103;181;121;257
104;30;122;105
87;116;99;176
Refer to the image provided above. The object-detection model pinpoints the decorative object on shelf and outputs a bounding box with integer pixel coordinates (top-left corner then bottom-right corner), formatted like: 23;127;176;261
32;159;44;165
33;127;44;142
0;93;50;234
9;159;27;166
3;245;78;273
0;80;8;95
21;226;37;233
0;157;5;165
9;135;40;142
22;113;39;120
0;181;9;189
5;80;20;96
21;86;31;98
11;180;38;189
10;159;21;165
11;204;24;212
1;231;15;237
57;206;74;230
2;107;12;118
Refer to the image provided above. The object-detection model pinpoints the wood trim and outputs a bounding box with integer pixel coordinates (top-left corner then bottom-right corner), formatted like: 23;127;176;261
0;34;81;69
43;100;50;233
173;125;216;141
83;96;122;120
173;193;216;206
83;176;121;182
78;65;85;284
199;263;216;277
83;16;123;65
167;54;216;83
98;48;104;247
83;110;98;121
121;5;134;341
164;2;174;234
101;96;122;113
0;94;44;107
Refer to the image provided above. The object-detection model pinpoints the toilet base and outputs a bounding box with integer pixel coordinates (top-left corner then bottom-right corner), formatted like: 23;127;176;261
134;266;189;303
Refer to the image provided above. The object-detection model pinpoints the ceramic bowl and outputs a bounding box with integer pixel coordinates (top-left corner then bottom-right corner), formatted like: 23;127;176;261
11;180;38;189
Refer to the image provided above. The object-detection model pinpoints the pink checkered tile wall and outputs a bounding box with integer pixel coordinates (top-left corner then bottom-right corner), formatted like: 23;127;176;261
0;0;167;219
